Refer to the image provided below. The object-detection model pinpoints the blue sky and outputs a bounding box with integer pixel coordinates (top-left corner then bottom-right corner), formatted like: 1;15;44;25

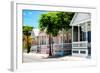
23;10;47;28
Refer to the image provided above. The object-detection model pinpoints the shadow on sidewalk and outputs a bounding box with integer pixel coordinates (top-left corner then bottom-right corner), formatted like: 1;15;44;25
47;55;72;59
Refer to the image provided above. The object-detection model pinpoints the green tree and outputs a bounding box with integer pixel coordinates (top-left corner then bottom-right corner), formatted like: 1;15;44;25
39;12;59;56
56;12;74;44
56;12;74;31
23;26;33;53
39;12;74;56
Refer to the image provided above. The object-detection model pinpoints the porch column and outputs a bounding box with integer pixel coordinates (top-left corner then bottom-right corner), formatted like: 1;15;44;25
72;26;73;48
85;22;88;47
78;25;80;48
86;22;88;41
78;25;80;42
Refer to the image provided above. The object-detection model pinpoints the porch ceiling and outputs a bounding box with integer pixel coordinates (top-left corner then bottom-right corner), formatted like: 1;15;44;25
70;12;91;26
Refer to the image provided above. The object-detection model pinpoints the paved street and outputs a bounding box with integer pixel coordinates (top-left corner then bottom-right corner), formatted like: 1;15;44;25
22;53;49;62
22;52;89;63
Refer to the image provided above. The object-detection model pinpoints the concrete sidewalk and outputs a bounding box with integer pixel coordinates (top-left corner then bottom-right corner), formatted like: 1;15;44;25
23;53;89;63
23;52;49;58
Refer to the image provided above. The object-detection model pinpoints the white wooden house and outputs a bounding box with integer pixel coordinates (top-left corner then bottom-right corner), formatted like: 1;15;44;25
70;12;91;57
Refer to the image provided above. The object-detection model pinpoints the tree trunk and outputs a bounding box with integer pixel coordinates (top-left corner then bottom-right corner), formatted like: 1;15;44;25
49;34;52;56
26;31;30;53
51;37;53;55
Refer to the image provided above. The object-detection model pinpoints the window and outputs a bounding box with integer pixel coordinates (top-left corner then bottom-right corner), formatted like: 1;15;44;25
80;51;86;54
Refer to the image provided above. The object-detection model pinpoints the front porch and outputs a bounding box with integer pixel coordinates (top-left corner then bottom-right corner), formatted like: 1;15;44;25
69;12;91;57
72;21;91;57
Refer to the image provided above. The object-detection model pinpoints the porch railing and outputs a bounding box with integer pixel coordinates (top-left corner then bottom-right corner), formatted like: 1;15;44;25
72;41;88;48
53;43;72;50
31;43;72;52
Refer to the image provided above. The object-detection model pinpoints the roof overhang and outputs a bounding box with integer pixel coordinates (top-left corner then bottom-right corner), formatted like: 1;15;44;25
70;13;91;26
70;18;91;26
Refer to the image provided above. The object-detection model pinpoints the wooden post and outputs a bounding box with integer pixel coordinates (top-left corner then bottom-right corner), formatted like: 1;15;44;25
72;26;73;48
85;22;88;48
78;25;80;47
86;22;88;42
78;25;80;42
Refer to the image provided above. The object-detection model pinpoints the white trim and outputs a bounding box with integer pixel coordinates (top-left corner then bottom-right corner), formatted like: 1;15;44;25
11;1;97;71
78;25;80;41
70;19;91;26
85;22;88;48
72;41;88;48
11;2;17;71
72;49;88;57
72;26;73;43
70;13;78;25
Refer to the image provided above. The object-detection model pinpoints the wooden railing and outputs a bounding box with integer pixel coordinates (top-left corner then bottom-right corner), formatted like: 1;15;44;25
72;41;88;48
53;43;72;50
